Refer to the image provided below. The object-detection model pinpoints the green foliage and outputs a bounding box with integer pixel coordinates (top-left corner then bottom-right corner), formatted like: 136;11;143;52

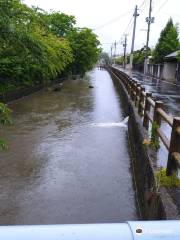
133;50;145;64
0;102;11;125
0;102;11;149
67;28;101;75
0;0;100;147
0;1;101;150
0;0;73;86
99;52;110;65
155;168;180;188
116;55;130;65
115;47;152;66
133;47;152;64
42;11;76;37
150;122;160;150
177;50;180;62
0;138;6;150
153;18;179;63
115;56;124;65
0;0;100;90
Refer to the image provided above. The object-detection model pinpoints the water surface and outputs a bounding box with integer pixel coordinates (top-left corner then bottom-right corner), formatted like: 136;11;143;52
0;68;137;224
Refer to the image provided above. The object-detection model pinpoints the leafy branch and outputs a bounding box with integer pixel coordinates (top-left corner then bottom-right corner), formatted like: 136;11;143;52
0;102;12;150
150;122;160;150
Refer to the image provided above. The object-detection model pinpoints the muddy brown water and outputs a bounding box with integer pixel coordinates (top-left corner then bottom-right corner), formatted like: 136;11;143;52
0;68;138;224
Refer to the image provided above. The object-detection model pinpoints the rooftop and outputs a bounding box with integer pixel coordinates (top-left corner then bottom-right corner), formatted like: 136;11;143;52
165;50;179;59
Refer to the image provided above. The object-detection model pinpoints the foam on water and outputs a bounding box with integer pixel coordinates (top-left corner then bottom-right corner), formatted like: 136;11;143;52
91;116;129;128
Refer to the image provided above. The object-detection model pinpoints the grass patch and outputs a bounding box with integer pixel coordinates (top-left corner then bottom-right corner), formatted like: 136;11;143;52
150;122;160;150
155;168;180;188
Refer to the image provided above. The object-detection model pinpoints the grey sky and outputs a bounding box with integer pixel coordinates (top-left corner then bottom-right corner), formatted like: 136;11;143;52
23;0;180;55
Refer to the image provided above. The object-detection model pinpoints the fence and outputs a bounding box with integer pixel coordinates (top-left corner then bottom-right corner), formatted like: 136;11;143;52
132;64;164;79
107;66;180;176
147;64;164;79
132;64;144;73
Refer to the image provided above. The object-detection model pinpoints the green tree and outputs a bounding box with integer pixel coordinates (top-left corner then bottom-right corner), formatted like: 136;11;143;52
0;0;100;91
177;50;180;62
0;0;73;87
153;18;179;63
41;11;76;37
99;52;110;65
115;56;124;65
67;28;101;75
133;47;151;64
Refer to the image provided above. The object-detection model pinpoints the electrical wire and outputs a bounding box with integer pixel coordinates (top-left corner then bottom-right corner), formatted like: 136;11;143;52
153;0;169;16
93;11;131;31
123;0;147;36
105;0;150;54
101;42;114;45
109;0;170;56
96;0;147;53
124;17;134;35
139;0;149;14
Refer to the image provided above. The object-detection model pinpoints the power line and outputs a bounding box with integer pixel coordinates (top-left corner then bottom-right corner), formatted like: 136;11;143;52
154;0;169;15
118;0;148;55
117;5;141;57
93;11;131;31
139;0;147;8
101;42;114;45
98;0;147;55
107;1;148;57
123;17;134;35
124;0;147;35
139;0;149;14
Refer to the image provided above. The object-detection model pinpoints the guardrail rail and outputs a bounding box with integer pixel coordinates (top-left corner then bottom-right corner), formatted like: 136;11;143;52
107;66;180;176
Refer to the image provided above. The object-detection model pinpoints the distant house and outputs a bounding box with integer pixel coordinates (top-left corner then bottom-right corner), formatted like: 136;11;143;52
163;50;180;83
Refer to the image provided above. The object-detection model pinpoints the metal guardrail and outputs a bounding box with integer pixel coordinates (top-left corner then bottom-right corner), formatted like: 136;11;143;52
108;66;180;176
0;221;180;239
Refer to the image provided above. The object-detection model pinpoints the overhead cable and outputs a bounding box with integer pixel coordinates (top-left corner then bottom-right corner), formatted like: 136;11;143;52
154;0;169;15
93;11;131;31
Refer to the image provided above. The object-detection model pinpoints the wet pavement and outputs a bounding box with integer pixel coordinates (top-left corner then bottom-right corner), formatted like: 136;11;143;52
116;66;180;168
0;68;138;225
131;71;180;117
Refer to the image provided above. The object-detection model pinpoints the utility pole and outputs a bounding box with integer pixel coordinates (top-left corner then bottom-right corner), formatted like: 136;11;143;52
144;0;154;75
129;5;139;75
123;35;127;69
114;41;117;64
110;45;113;65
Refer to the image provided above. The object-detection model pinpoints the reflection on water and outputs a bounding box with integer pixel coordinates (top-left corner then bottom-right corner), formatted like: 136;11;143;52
0;69;137;224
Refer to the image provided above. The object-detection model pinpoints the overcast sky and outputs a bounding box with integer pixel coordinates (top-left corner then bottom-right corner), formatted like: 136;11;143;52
23;0;180;55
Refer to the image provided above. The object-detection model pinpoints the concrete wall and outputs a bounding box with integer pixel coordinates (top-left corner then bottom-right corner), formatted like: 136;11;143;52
107;66;180;220
147;64;164;79
147;62;178;82
0;84;43;103
162;62;177;81
0;77;65;103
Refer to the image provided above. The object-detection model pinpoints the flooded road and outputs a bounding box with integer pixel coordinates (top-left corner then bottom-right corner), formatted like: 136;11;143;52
0;68;137;225
117;66;180;168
